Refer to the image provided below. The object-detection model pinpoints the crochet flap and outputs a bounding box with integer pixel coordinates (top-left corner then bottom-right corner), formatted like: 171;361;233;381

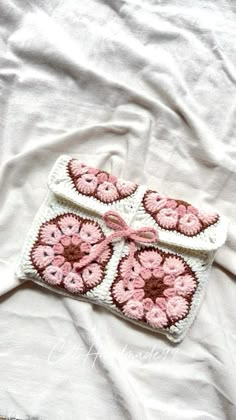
47;154;146;215
137;190;229;252
48;155;229;253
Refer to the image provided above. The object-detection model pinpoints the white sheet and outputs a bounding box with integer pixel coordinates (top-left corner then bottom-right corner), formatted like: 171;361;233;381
0;0;235;419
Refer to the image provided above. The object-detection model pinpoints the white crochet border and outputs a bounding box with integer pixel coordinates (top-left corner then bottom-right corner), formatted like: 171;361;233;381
15;155;229;343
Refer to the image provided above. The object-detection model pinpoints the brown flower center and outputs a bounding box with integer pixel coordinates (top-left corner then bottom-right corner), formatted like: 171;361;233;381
63;244;83;263
143;277;167;300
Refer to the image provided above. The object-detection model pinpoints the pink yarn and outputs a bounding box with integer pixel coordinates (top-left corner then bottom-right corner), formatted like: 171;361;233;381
82;263;103;287
40;224;62;245
64;272;84;294
70;161;88;176
163;274;175;286
58;215;80;236
52;255;65;267
116;180;136;196
60;235;72;246
97;245;112;264
163;287;176;298
132;277;145;289
97;172;108;183
139;250;162;269
146;306;168;328
156;208;178;229
120;258;141;279
166;296;188;320
75;210;158;283
153;267;165;278
113;280;134;303
132;289;145;301
179;213;201;235
198;211;218;225
144;192;167;213
155;297;167;310
61;262;72;276
96;182;119;202
177;205;187;217
77;173;98;194
174;274;196;296
140;268;152;279
79;222;103;244
123;299;144;320
53;243;64;254
163;256;185;276
165;199;178;209
142;298;154;311
32;245;54;268
43;265;63;285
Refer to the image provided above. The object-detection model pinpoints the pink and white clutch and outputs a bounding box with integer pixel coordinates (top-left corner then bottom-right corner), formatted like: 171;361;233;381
16;155;229;342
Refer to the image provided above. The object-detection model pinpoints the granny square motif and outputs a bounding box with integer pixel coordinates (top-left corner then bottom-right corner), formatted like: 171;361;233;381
16;155;229;342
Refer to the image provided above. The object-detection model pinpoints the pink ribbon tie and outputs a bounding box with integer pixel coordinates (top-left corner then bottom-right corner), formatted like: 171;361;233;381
75;210;159;281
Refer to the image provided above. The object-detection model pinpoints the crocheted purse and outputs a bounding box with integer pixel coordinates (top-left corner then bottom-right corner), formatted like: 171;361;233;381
16;155;229;342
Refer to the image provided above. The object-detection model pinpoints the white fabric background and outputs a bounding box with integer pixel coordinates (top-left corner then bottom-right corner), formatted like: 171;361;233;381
0;0;235;419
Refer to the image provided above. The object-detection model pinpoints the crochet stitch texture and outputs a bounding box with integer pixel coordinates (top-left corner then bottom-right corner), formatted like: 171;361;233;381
16;155;229;342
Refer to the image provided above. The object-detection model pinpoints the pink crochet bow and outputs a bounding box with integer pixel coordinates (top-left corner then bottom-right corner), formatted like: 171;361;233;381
76;210;158;281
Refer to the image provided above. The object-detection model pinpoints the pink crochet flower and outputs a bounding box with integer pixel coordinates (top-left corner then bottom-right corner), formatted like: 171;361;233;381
70;160;89;176
43;265;63;285
123;299;144;320
178;213;202;235
113;280;134;303
166;296;188;320
144;192;167;213
58;215;80;236
156;208;178;229
79;222;103;244
174;274;196;296
120;258;141;279
139;250;162;269
197;211;218;225
40;224;62;245
146;306;168;328
77;173;98;194
64;272;84;293
32;245;54;268
163;256;185;276
96;181;119;202
82;263;103;287
111;248;197;330
116;180;137;196
31;214;111;295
